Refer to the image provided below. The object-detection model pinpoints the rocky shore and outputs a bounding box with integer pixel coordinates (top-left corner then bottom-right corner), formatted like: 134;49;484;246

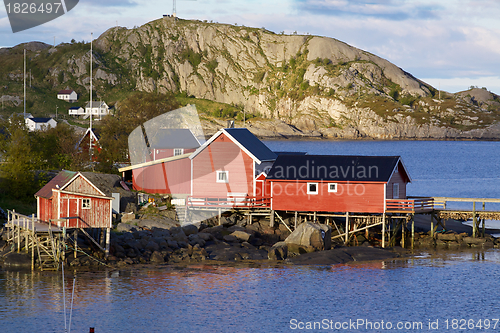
1;205;499;269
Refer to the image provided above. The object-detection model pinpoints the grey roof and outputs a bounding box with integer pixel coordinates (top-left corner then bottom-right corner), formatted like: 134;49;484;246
85;101;107;108
224;128;277;162
266;155;410;182
148;128;201;149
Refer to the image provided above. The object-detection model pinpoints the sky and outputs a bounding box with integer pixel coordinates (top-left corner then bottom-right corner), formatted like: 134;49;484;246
1;0;500;94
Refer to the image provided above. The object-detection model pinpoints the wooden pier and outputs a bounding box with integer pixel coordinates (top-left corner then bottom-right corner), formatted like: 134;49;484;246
183;195;500;250
3;210;110;271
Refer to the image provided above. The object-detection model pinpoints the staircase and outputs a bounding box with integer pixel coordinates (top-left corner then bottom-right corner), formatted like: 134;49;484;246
35;229;62;271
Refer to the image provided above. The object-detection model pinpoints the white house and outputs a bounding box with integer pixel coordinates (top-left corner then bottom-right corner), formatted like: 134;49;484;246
57;90;78;103
68;106;85;116
25;117;57;132
85;101;109;118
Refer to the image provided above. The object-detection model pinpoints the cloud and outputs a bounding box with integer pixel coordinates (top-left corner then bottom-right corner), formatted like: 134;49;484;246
293;0;441;21
80;0;138;7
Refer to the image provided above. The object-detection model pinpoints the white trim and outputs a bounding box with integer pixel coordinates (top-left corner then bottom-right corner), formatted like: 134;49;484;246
328;183;338;193
216;170;229;183
109;199;113;228
387;157;413;183
253;161;256;196
59;172;107;197
270;181;274;210
384;183;387;211
189;129;273;164
307;182;318;195
174;148;184;156
190;158;194;196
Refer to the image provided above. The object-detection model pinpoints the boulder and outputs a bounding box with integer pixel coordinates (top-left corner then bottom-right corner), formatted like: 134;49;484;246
182;224;199;236
121;212;136;223
145;240;160;252
3;252;31;268
230;230;253;242
150;251;165;263
116;223;136;233
268;241;288;260
223;234;238;243
285;222;331;254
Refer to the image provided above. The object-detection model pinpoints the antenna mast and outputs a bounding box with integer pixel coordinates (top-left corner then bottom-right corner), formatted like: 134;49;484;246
24;49;26;118
173;0;176;17
89;32;93;161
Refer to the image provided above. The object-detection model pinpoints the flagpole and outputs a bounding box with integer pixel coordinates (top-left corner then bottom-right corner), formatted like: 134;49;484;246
89;32;93;162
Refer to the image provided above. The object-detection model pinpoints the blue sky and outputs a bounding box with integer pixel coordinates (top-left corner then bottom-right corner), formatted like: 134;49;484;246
2;0;500;94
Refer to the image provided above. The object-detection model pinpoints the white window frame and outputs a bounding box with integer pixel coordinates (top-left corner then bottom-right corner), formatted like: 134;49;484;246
216;170;229;183
393;183;400;199
82;198;91;209
328;183;338;193
174;148;184;156
307;182;318;195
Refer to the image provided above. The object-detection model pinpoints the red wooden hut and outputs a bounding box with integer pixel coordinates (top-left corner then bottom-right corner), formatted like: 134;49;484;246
265;155;412;213
189;128;276;204
35;171;113;229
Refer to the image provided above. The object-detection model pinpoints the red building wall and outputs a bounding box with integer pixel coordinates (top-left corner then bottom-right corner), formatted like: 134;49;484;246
270;180;386;213
132;157;191;195
192;134;254;198
386;168;407;199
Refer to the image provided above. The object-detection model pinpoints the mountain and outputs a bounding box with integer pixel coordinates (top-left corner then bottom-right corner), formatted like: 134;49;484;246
1;17;500;139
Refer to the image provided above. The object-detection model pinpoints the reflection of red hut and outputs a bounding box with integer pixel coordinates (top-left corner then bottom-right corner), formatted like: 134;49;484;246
189;128;276;201
35;171;113;228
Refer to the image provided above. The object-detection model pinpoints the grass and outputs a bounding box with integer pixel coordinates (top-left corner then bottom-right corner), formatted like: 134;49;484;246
0;195;36;216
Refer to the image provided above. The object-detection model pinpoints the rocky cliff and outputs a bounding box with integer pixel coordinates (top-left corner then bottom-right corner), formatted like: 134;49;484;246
2;18;500;139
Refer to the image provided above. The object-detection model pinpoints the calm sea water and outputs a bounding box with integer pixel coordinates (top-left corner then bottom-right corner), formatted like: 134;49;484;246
2;140;500;332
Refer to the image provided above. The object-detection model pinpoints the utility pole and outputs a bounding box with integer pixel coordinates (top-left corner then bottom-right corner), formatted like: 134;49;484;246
56;105;58;119
24;48;26;119
90;32;93;162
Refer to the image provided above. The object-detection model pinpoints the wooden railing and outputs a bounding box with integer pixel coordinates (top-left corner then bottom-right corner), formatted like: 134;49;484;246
386;198;434;213
186;196;271;209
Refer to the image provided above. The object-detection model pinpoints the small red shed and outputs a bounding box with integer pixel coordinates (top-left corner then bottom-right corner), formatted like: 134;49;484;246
265;155;411;213
189;128;277;201
35;171;113;229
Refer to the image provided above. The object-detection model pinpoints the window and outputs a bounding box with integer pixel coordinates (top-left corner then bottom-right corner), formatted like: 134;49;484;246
393;183;400;199
216;171;229;183
174;148;184;156
82;198;91;209
328;183;338;193
307;182;318;195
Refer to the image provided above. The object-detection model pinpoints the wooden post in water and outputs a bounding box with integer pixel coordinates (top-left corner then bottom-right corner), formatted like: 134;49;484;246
401;218;406;249
17;215;20;253
382;213;386;248
430;213;434;239
24;217;28;253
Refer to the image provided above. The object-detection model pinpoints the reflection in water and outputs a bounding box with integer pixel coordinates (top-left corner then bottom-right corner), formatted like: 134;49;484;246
2;249;500;332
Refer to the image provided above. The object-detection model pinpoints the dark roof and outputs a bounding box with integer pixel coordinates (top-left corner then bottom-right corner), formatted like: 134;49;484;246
274;151;307;156
148;128;200;149
29;117;53;123
69;106;83;109
58;89;75;94
35;170;77;199
224;128;277;162
266;155;407;182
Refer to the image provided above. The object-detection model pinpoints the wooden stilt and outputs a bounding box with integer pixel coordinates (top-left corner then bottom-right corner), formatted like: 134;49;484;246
313;211;317;223
270;210;275;228
345;212;349;244
105;227;110;259
74;229;78;259
62;227;66;263
430;213;434;238
472;202;477;238
17;215;20;253
411;214;415;249
382;213;386;248
218;208;221;226
401;218;405;248
294;211;298;229
31;215;35;270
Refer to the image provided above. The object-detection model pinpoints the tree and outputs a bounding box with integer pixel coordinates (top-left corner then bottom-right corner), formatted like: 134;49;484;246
95;91;180;172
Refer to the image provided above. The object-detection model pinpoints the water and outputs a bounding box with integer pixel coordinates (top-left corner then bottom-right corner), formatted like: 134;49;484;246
2;140;500;332
2;251;500;332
